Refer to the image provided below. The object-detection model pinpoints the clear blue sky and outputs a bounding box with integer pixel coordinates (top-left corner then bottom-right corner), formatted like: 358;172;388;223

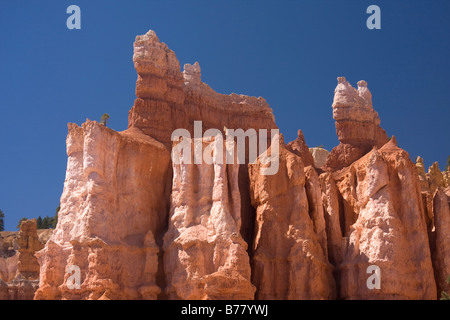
1;1;449;231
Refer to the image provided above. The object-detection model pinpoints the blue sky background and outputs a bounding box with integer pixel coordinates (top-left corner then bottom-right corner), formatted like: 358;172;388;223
0;1;449;230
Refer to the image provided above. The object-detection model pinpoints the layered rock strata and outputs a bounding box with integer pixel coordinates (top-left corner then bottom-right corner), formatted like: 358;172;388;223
128;30;277;148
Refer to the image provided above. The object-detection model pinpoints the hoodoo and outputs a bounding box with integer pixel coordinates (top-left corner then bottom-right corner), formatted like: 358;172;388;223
29;30;449;300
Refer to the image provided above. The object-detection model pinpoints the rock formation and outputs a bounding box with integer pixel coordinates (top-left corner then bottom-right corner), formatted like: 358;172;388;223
326;78;388;171
0;232;18;283
163;138;255;300
286;129;315;167
249;142;335;299
128;30;277;148
414;157;450;248
309;147;330;169
16;219;43;280
428;162;446;192
444;170;450;187
0;220;50;299
415;156;429;192
34;121;172;300
415;157;449;192
321;138;437;299
431;188;450;298
28;30;449;301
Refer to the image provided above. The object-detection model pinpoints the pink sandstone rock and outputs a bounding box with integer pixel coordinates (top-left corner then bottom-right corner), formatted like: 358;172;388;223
326;78;388;171
28;29;447;301
34;120;172;300
321;138;437;299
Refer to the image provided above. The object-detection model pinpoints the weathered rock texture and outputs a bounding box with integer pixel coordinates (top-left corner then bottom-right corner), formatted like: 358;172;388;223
326;78;388;171
16;219;43;280
414;157;450;254
0;233;18;283
29;30;448;301
321;138;437;299
129;30;277;148
0;229;52;284
34;121;172;300
428;163;444;191
249;142;336;299
416;157;449;192
431;188;450;298
444;170;450;188
309;147;330;169
286;129;315;167
163;138;255;300
416;156;429;192
0;221;50;299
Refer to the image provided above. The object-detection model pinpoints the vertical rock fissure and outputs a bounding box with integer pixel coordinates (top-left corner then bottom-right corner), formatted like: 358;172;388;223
156;166;173;300
238;164;256;261
337;191;346;238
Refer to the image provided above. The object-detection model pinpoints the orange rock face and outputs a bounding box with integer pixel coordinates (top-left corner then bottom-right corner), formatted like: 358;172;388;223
31;30;448;300
128;31;277;148
431;189;450;298
16;219;43;280
321;139;437;299
163;138;255;300
286;129;315;168
249;142;335;299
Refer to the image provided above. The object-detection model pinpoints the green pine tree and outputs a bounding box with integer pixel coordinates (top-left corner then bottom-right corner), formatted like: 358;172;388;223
100;113;110;127
37;216;43;229
41;217;50;229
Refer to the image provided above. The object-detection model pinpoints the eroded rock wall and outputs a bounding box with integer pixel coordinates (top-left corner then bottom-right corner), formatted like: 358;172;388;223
35;121;172;300
249;142;335;299
30;29;449;301
326;78;388;171
128;31;278;148
321;139;437;299
163;138;255;300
